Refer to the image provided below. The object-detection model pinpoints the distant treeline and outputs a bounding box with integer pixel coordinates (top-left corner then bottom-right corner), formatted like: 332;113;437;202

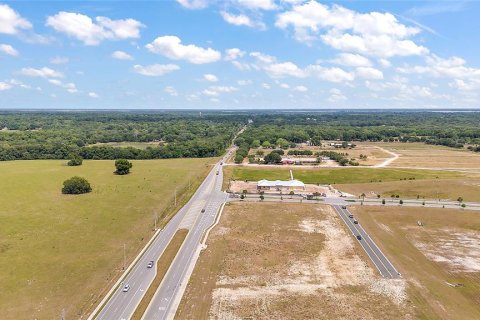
0;112;245;161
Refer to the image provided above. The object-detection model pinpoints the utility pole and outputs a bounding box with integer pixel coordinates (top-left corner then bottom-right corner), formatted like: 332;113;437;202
174;187;177;206
123;244;126;270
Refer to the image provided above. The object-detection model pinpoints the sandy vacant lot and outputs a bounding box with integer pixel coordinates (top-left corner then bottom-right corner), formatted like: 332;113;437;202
363;142;480;171
176;202;411;319
351;206;480;320
335;178;480;202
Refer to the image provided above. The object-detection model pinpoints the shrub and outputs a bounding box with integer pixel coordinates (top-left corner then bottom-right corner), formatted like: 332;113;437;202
115;159;132;175
67;156;83;166
62;176;92;194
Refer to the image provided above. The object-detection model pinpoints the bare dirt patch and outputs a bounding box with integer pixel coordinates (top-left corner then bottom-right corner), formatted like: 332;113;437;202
176;202;411;320
351;205;480;320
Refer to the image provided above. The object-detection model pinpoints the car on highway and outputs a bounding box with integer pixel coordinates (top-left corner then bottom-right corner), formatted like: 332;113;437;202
353;219;358;224
348;214;353;218
216;171;219;175
122;284;130;292
147;261;154;268
357;235;362;240
201;208;205;213
342;205;347;209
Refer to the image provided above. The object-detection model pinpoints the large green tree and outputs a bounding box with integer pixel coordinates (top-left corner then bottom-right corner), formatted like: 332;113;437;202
62;176;92;194
263;151;282;164
115;159;133;175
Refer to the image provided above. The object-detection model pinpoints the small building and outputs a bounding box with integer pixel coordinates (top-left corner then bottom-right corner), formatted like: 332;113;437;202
257;179;305;191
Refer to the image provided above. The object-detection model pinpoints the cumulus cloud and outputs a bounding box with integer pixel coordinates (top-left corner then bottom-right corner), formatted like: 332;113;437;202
46;12;144;45
293;85;308;92
221;11;265;29
225;48;246;61
308;65;355;82
20;67;63;78
204;74;218;82
133;64;180;76
48;78;78;93
88;92;99;98
328;88;347;102
355;66;384;80
275;1;428;57
0;44;19;56
0;4;32;34
237;79;252;85
203;85;238;97
397;54;480;79
176;0;208;9
237;0;277;10
112;50;133;60
164;86;178;96
146;36;221;64
331;53;371;67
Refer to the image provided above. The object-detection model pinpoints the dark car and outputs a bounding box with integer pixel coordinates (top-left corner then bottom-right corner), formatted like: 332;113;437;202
353;219;358;224
147;261;154;268
342;205;347;209
201;208;206;213
348;214;353;218
357;235;362;240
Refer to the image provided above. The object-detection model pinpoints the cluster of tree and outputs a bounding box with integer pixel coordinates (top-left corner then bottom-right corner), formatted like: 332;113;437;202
67;155;83;166
287;150;313;156
0;111;243;161
263;151;283;164
319;151;359;166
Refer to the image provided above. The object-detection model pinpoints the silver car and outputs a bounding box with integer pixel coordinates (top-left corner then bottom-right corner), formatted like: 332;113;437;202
122;284;130;292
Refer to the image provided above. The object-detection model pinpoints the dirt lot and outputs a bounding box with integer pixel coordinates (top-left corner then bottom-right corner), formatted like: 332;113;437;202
335;178;480;202
351;206;480;320
364;142;480;171
176;202;412;319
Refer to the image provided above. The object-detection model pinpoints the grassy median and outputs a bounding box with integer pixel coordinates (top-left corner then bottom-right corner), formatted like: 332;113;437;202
131;229;189;320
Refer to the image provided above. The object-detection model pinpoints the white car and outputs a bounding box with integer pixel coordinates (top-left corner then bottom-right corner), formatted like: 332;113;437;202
122;284;130;292
147;261;154;268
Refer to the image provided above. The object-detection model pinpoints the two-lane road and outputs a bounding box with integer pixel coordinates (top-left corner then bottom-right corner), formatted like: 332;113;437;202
332;205;400;279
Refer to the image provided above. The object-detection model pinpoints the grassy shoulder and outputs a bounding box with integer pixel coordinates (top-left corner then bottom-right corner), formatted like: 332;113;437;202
224;166;463;185
131;229;188;320
0;158;214;320
350;206;480;320
336;178;480;202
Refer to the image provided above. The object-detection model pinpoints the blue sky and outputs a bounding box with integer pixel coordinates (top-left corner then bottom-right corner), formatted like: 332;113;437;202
0;0;480;109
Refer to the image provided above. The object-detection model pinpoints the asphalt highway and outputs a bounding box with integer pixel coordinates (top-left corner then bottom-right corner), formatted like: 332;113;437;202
142;165;226;319
332;204;400;278
94;149;232;320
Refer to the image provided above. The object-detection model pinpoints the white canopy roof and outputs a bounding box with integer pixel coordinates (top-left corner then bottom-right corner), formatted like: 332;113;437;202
257;179;305;188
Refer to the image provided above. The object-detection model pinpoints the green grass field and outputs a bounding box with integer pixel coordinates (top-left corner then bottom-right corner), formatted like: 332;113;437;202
0;158;213;320
224;166;464;185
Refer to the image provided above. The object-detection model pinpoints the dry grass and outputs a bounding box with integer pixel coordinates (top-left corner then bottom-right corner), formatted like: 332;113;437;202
176;202;411;320
131;229;188;320
336;178;480;202
363;142;480;170
350;206;480;320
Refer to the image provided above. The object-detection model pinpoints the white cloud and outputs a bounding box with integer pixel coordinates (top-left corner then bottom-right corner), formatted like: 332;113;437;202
379;58;391;68
264;61;308;78
46;12;144;45
88;92;99;98
0;44;19;56
275;1;428;57
262;83;271;89
221;11;265;29
146;36;221;64
237;0;277;10
0;82;12;91
225;48;245;61
308;65;355;82
293;85;308;92
203;85;238;97
48;78;78;93
133;64;180;76
112;50;133;60
50;56;69;64
279;82;290;89
0;4;32;34
164;86;178;96
20;67;63;78
328;88;347;102
332;53;371;67
397;54;480;79
203;89;218;97
176;0;208;9
204;74;218;82
355;66;384;80
237;79;252;85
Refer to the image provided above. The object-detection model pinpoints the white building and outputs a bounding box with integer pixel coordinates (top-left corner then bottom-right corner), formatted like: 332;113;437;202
257;179;305;191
